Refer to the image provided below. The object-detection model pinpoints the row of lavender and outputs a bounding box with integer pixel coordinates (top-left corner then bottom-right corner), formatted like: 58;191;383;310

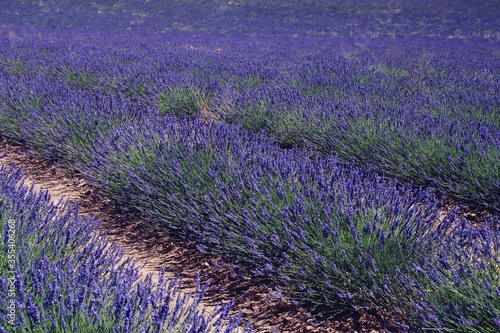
1;57;499;331
2;0;499;39
1;29;499;211
0;164;250;332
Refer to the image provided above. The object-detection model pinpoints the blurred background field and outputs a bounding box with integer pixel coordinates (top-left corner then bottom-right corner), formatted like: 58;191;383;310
1;0;499;40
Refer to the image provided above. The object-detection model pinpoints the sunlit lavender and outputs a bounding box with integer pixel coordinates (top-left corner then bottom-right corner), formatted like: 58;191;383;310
0;164;252;332
0;0;499;332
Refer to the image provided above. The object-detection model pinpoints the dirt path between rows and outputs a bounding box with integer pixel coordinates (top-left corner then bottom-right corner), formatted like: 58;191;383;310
1;139;391;333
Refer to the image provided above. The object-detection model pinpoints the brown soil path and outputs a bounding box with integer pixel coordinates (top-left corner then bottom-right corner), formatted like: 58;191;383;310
0;139;391;333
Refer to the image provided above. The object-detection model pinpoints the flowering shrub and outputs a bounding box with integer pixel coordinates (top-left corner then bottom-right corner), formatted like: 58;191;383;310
84;116;499;331
0;164;250;333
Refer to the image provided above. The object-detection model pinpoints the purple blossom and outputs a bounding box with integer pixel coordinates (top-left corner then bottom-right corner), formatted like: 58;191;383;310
337;291;353;300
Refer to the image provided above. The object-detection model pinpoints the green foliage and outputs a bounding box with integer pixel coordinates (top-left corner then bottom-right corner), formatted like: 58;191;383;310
66;70;97;90
7;59;27;77
371;64;411;78
158;85;208;117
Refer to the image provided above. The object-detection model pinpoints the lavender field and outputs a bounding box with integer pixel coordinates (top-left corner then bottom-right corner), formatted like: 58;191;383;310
1;1;499;332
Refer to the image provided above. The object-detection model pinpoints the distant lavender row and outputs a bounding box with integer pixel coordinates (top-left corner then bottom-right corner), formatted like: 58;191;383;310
1;0;498;39
1;29;498;210
0;164;250;332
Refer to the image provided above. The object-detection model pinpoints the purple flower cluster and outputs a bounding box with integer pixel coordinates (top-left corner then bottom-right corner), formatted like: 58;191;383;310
0;164;251;332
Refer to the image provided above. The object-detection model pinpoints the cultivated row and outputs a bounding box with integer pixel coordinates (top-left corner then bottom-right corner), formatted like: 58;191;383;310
1;29;498;210
0;62;498;330
0;164;250;332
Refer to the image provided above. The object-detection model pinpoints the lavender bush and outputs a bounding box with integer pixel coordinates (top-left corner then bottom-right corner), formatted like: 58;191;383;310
1;30;498;210
83;115;498;331
398;213;500;332
0;164;250;332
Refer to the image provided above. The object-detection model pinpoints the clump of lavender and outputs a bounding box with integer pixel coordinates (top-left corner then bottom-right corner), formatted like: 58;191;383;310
83;115;499;330
0;164;251;332
158;84;211;118
397;213;500;332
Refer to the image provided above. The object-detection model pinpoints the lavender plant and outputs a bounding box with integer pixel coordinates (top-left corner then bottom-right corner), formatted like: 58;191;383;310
83;115;489;329
397;213;500;332
158;84;212;118
0;164;251;332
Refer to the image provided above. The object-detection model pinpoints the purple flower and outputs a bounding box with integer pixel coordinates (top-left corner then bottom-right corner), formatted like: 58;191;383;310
337;291;352;300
